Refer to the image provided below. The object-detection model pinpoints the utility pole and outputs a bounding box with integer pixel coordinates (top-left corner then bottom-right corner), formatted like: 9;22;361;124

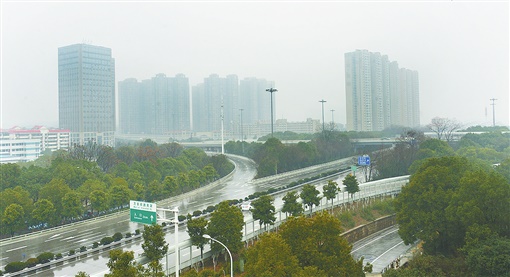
239;108;244;154
266;88;278;137
490;98;497;127
221;99;224;154
319;99;327;132
330;109;335;124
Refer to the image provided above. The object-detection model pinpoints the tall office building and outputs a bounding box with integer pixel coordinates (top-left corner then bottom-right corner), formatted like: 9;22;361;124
118;74;191;135
345;49;419;131
58;44;116;146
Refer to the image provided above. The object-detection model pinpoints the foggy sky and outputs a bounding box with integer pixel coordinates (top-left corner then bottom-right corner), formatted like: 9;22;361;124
1;1;509;130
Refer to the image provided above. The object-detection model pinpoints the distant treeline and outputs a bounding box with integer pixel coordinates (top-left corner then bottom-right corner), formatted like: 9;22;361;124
0;140;233;236
226;130;356;178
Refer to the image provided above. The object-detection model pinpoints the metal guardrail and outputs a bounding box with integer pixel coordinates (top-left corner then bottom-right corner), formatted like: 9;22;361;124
4;175;409;276
163;175;410;275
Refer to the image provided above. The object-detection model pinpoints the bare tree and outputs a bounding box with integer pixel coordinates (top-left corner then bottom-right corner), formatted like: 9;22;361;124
427;117;462;142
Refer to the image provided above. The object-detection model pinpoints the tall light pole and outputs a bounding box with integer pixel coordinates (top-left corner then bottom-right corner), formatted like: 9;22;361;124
266;88;277;137
330;109;335;124
204;235;233;277
490;98;497;126
239;108;244;154
319;99;327;132
221;101;224;154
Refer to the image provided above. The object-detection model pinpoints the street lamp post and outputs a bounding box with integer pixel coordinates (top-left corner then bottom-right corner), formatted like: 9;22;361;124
204;234;233;277
239;108;244;154
319;99;327;132
330;109;335;125
266;88;277;137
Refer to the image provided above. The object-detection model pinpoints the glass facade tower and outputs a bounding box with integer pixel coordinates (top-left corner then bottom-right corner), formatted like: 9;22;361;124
58;44;116;146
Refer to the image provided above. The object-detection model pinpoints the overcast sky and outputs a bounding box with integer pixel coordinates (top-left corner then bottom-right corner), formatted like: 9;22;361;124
1;1;508;130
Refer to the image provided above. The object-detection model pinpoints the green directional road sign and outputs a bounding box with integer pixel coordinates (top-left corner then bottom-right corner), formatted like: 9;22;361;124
130;200;157;225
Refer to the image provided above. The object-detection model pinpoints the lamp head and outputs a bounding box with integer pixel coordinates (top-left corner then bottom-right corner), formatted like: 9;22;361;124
203;234;211;239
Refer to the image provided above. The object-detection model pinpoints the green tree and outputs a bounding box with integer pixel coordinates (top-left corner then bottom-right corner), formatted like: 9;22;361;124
142;224;168;262
75;271;90;277
90;189;109;214
0;163;21;190
207;201;244;255
32;199;56;226
342;174;359;200
281;191;304;217
2;204;25;235
39;178;71;217
0;186;34;225
62;191;83;220
279;211;364;276
300;184;321;215
105;249;141;277
395;156;510;255
77;179;106;208
462;226;510;276
251;195;276;230
186;216;209;262
97;145;118;172
245;232;301;277
110;178;132;210
322;180;339;211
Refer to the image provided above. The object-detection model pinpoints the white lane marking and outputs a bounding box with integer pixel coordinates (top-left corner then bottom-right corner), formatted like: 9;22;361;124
61;236;75;241
371;241;405;264
78;226;100;233
49;234;61;239
351;228;398;252
204;197;214;201
6;245;26;252
0;257;9;261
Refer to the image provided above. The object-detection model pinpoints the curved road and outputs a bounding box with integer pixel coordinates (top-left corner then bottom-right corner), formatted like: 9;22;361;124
0;154;258;268
1;155;407;276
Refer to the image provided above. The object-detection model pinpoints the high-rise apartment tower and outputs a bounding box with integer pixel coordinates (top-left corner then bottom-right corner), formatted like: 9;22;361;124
345;49;419;131
58;44;116;146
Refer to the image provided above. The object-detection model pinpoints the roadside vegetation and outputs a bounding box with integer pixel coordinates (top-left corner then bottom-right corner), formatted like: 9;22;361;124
0;139;233;237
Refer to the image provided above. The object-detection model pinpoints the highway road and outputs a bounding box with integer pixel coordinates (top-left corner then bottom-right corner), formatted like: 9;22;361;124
351;225;414;274
1;154;403;276
0;154;259;269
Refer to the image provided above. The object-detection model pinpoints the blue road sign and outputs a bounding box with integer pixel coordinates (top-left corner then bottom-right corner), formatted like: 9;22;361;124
358;156;370;166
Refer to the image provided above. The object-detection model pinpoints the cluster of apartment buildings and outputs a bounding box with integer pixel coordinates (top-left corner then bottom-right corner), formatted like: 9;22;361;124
345;49;420;131
1;44;419;164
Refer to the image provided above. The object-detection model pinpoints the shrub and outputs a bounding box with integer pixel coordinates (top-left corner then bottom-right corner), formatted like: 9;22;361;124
37;252;54;263
25;258;39;268
178;215;186;222
55;253;63;259
4;261;26;273
100;237;114;245
192;210;202;217
338;212;355;229
205;205;215;213
92;242;99;249
360;207;375;222
162;222;167;227
125;232;132;238
135;229;141;235
112;232;123;242
68;249;75;256
80;246;87;252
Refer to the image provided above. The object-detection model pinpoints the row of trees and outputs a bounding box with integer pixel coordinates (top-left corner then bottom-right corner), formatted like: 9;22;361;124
372;129;509;180
386;156;510;276
225;131;355;178
0;141;234;236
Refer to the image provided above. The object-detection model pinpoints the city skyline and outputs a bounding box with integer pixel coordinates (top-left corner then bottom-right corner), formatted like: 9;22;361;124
1;1;508;129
